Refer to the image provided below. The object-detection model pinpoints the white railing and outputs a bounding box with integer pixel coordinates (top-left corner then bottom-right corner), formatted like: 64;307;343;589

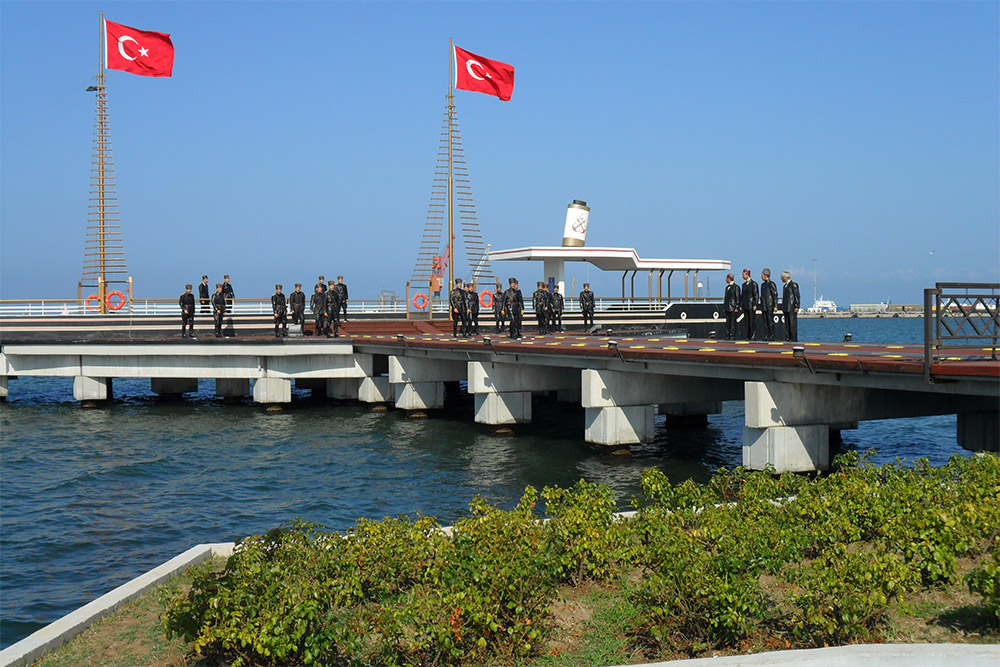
0;296;721;318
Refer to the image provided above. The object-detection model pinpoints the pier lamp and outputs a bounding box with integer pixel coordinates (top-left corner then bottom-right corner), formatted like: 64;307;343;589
396;333;409;350
483;336;500;355
843;333;853;342
607;340;627;363
708;330;717;340
792;346;805;359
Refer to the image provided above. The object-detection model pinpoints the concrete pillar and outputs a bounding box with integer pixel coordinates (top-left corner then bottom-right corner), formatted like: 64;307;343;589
359;376;393;403
958;412;1000;453
327;378;361;400
74;376;113;403
474;392;532;425
215;378;250;398
585;406;655;452
395;382;444;410
744;424;830;473
151;378;198;396
389;356;466;412
253;378;291;404
0;376;7;402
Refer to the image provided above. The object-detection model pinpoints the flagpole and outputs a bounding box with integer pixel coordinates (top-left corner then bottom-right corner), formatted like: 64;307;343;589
447;38;455;311
97;11;108;313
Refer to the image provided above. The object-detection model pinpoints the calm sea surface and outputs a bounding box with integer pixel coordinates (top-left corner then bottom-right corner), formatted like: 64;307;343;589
0;318;965;648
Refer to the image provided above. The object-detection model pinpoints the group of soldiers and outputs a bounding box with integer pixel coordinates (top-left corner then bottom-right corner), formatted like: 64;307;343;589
177;274;349;338
723;268;801;342
449;278;597;339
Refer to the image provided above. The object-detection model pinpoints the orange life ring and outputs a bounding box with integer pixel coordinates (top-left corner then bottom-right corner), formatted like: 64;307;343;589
479;290;493;309
412;292;428;310
106;290;126;311
85;294;100;311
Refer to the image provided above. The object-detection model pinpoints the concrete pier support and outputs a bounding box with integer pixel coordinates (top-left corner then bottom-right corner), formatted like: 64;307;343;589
326;378;361;400
0;376;7;402
585;405;655;451
958;412;1000;453
744;424;830;472
389;356;466;412
215;378;250;400
467;361;578;425
582;369;741;450
359;376;393;404
475;392;532;424
151;378;198;396
73;376;112;403
252;378;291;404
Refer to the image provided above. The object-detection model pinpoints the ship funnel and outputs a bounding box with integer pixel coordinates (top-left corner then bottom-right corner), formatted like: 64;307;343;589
562;200;590;247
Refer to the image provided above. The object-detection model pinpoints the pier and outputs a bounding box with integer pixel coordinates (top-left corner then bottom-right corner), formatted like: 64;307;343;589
2;323;996;473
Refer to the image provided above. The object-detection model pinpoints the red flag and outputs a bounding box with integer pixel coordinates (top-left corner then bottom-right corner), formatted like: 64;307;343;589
105;19;174;77
453;45;514;101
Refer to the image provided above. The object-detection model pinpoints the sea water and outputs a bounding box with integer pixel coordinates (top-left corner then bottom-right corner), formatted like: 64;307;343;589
0;317;964;648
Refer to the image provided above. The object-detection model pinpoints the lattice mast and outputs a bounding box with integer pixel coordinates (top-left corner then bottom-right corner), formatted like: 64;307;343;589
410;39;496;314
81;11;129;313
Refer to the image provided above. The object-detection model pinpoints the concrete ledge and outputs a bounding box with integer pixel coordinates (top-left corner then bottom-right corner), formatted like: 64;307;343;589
0;542;235;667
625;643;1000;666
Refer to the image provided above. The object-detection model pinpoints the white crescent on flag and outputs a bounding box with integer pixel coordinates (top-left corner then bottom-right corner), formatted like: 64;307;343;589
117;35;138;61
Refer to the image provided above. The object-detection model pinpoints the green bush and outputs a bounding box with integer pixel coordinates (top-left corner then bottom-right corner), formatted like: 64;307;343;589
786;543;917;646
966;535;1000;627
542;479;623;583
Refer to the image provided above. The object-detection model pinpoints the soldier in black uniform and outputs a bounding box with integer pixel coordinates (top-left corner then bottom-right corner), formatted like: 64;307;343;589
449;278;467;337
326;279;341;337
310;285;327;337
504;277;524;339
211;283;227;338
492;285;505;333
532;281;551;335
551;286;565;332
465;283;480;336
221;275;235;310
724;273;740;340
580;282;595;328
271;284;288;338
289;283;306;326
335;276;349;322
759;268;778;341
179;284;196;338
316;275;327;293
198;275;210;314
740;268;759;341
781;270;801;342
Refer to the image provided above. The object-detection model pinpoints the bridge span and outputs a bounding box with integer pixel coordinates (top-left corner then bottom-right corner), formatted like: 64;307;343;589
1;324;996;472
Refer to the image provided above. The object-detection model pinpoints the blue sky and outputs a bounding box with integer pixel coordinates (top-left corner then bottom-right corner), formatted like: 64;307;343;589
2;1;997;305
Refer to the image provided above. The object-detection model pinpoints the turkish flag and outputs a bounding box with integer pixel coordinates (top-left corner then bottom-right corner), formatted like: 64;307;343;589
105;19;174;77
453;45;514;101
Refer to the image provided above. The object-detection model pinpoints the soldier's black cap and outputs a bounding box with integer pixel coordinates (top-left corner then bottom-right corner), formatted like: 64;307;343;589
275;284;282;290
185;284;192;289
295;283;302;287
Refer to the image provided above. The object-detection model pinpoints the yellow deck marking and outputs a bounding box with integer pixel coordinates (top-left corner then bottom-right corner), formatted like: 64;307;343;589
882;354;903;358
945;356;964;361
735;341;749;345
629;345;646;349
649;338;661;342
545;342;560;346
521;341;535;345
738;349;757;354
698;348;716;352
827;353;849;356
767;342;784;346
844;344;860;348
571;343;587;347
663;346;679;350
805;343;821;347
623;338;635;341
781;350;794;355
886;345;905;349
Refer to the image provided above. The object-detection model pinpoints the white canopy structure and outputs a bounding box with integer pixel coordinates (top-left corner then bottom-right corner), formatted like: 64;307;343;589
489;246;731;301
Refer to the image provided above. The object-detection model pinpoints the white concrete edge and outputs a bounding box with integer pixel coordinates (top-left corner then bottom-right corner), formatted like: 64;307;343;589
0;542;235;667
622;642;1000;666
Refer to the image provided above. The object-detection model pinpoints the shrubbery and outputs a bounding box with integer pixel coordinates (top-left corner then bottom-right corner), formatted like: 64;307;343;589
163;452;1000;665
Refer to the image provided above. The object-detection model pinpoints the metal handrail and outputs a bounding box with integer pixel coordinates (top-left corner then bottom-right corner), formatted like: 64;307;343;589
0;295;724;318
924;282;999;382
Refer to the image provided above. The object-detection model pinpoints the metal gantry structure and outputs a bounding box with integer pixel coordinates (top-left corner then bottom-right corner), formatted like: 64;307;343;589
80;13;130;314
410;40;497;316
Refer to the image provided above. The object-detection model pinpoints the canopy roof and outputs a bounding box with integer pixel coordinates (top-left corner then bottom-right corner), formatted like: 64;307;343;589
489;246;731;272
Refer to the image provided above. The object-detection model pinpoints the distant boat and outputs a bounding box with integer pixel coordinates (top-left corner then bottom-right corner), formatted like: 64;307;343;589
806;295;838;313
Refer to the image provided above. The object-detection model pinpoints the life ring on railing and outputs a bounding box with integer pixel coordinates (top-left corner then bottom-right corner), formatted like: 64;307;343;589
106;291;126;311
479;290;493;309
412;293;428;310
85;294;100;311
